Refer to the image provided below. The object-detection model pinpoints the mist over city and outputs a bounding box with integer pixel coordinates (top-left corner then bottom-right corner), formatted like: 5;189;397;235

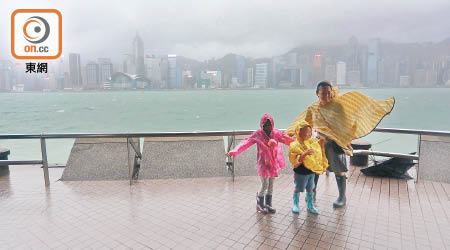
0;0;449;91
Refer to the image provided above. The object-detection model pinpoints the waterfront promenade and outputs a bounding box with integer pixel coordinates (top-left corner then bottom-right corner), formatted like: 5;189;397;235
1;165;449;250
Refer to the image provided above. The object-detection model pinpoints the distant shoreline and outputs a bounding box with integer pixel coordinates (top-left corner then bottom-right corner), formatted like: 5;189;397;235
1;86;450;93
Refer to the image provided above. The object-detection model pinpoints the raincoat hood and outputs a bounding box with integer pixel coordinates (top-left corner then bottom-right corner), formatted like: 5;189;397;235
294;120;311;141
289;119;328;174
260;114;274;130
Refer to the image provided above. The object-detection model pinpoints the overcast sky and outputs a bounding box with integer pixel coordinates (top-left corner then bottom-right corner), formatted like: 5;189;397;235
1;0;449;63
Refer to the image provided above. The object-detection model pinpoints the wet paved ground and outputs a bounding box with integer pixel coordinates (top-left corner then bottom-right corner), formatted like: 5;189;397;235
1;165;450;250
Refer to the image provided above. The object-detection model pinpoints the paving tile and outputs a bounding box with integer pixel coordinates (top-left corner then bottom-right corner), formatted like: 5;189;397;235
1;165;450;249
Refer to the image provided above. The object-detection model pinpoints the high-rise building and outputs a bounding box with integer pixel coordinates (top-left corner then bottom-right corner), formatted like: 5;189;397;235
324;64;336;84
272;56;284;88
98;58;113;86
199;70;222;88
235;55;245;84
182;70;194;89
336;62;346;86
0;60;14;91
145;55;162;88
86;61;99;89
167;55;178;88
160;57;169;88
57;58;65;89
133;32;145;76
255;63;268;88
298;54;313;87
247;67;254;87
399;75;410;87
367;39;381;87
44;72;58;90
347;36;360;71
313;54;323;84
395;58;410;87
347;71;361;87
69;53;82;89
123;54;135;75
437;56;450;86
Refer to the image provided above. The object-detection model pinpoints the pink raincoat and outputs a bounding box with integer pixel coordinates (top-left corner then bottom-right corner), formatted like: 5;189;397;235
228;114;295;178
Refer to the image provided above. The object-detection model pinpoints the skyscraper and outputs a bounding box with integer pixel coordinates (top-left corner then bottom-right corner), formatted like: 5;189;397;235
336;61;346;86
145;55;162;88
0;60;14;91
69;53;82;89
57;57;65;89
98;58;113;86
86;61;99;89
247;67;254;87
347;36;360;71
325;64;336;84
133;32;145;76
255;63;268;88
272;56;283;88
367;39;381;87
167;54;178;88
235;55;246;84
313;54;323;84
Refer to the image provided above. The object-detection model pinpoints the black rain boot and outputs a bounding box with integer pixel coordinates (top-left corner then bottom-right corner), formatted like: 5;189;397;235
333;176;347;208
265;194;276;214
256;193;267;214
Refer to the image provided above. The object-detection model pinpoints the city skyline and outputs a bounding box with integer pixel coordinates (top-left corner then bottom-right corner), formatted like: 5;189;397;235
1;34;449;91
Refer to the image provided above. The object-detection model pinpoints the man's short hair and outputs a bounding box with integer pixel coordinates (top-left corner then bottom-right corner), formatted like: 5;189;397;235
316;81;333;94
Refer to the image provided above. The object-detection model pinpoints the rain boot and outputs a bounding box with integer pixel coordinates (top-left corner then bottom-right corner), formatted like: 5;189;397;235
333;176;347;208
292;193;300;214
306;192;319;214
256;193;267;214
265;194;276;214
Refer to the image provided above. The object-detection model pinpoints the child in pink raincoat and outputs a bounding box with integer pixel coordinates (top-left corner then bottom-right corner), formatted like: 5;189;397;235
227;114;295;214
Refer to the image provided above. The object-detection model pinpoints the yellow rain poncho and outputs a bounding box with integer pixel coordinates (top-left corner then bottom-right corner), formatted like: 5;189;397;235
289;120;328;174
286;87;395;151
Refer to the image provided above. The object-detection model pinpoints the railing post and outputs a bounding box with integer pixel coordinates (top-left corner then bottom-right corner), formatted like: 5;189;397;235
231;133;235;181
226;132;235;182
40;136;50;186
416;134;422;183
127;136;132;185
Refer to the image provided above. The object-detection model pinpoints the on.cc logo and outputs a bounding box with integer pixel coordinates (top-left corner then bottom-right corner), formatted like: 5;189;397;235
23;16;50;44
11;9;62;60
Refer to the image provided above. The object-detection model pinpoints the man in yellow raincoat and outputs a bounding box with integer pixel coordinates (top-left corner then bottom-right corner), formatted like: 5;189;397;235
286;81;394;208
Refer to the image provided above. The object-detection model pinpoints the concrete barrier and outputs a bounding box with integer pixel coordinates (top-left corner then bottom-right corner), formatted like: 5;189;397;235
418;135;450;183
139;136;227;179
61;138;139;181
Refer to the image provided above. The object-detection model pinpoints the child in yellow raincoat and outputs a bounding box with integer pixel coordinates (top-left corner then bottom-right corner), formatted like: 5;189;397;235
289;120;328;214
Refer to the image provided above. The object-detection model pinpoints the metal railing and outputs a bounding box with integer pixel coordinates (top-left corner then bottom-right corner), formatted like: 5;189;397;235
1;127;449;186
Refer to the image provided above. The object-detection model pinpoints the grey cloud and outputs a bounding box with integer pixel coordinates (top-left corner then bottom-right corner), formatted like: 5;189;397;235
0;0;449;62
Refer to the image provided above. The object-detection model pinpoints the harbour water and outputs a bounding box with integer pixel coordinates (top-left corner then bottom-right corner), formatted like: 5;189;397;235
1;88;449;163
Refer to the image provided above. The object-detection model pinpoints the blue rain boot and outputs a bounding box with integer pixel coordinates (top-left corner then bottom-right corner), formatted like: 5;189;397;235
306;192;319;214
292;193;300;214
